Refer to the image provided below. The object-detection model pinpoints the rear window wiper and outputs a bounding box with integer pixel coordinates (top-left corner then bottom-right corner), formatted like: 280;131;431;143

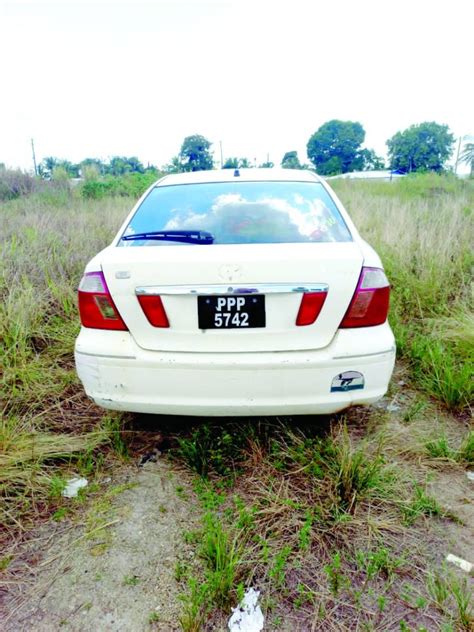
121;230;214;244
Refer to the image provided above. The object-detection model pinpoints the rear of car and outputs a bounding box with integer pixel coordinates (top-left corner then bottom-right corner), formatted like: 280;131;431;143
75;169;395;415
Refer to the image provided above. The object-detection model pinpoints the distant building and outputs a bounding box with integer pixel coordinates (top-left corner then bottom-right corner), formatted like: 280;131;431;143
326;170;405;181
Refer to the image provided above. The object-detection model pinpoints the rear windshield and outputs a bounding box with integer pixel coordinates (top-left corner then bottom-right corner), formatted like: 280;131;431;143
119;181;352;246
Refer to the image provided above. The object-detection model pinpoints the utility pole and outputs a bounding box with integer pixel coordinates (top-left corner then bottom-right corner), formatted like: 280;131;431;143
219;141;223;169
454;136;462;175
31;138;38;176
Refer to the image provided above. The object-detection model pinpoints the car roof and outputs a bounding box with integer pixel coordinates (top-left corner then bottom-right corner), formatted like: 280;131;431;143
155;168;322;187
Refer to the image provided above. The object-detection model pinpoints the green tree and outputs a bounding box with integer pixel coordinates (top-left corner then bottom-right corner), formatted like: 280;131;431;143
356;148;385;171
162;156;185;173
281;151;303;169
238;157;252;168
259;160;274;168
307;120;366;175
179;135;214;172
222;157;253;169
107;156;144;175
459;143;474;175
39;157;79;179
222;157;239;169
80;158;106;175
386;122;454;173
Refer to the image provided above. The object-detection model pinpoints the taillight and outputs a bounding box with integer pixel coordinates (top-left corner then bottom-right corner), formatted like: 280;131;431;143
296;291;328;326
137;295;170;328
78;271;128;330
339;267;390;328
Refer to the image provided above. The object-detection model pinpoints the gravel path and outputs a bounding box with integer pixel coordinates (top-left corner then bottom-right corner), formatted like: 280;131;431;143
3;459;199;632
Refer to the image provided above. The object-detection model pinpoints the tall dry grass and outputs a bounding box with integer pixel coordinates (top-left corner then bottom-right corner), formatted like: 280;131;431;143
332;174;473;410
1;191;131;532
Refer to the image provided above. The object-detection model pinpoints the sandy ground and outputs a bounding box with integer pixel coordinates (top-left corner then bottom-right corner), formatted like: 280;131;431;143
2;459;200;632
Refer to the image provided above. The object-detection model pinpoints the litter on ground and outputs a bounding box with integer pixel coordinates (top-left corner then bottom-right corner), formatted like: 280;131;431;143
466;471;474;482
228;588;264;632
446;553;473;573
62;477;88;498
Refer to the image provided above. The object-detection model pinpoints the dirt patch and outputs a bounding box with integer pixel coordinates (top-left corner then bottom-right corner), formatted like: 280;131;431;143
2;459;199;632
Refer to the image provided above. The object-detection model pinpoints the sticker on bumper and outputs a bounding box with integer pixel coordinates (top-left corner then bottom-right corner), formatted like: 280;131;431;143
331;371;364;392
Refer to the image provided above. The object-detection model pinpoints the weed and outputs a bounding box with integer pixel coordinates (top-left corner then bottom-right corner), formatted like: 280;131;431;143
0;555;13;571
233;495;256;530
269;545;292;588
375;595;387;613
328;426;388;513
402;399;428;424
177;424;248;478
424;431;474;465
450;575;473;630
52;507;69;521
103;415;129;459
49;475;66;498
425;435;456;460
123;575;140;586
402;485;443;524
324;552;349;597
356;546;402;580
428;572;473;630
175;485;188;500
298;510;313;551
148;611;161;624
458;431;474;465
427;572;450;613
174;560;188;583
199;513;243;608
179;576;210;632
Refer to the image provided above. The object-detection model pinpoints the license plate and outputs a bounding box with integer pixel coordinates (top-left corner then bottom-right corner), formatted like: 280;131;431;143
198;295;266;329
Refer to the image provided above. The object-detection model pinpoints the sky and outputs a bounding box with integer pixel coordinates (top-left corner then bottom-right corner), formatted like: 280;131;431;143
1;0;472;172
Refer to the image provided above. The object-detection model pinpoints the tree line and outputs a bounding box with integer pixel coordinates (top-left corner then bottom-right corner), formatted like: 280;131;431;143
6;119;473;186
168;121;459;176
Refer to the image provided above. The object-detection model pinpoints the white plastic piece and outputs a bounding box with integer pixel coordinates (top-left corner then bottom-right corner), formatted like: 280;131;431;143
446;554;473;573
466;471;474;482
386;403;400;412
228;588;264;632
62;477;88;498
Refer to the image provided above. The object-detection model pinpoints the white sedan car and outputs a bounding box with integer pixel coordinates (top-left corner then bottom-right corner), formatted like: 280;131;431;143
75;168;395;416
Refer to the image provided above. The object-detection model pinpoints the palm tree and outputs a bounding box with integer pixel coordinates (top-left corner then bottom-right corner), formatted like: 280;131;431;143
460;143;474;175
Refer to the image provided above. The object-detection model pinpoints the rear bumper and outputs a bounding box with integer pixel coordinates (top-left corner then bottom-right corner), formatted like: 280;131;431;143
74;325;396;416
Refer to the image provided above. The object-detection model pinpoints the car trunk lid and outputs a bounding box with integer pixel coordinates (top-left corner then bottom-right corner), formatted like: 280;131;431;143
101;242;363;353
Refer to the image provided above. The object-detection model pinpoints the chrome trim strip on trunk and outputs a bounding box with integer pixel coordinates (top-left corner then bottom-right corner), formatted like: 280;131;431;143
135;283;329;296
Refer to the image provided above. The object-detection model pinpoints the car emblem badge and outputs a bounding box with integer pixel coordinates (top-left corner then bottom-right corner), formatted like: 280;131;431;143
218;264;242;282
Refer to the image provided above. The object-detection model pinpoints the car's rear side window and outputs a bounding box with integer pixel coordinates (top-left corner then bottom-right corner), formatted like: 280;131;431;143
119;181;352;246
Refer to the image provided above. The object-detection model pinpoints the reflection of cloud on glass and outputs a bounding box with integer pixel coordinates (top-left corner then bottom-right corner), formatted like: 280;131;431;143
165;211;204;231
162;193;345;243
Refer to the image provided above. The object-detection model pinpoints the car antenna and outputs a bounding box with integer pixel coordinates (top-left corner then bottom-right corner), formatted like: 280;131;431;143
234;169;240;177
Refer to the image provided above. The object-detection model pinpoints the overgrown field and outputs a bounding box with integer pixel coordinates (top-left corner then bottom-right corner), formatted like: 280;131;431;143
332;174;473;411
0;175;473;629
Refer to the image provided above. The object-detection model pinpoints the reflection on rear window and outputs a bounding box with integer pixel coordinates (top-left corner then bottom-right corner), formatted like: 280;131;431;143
119;181;352;246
